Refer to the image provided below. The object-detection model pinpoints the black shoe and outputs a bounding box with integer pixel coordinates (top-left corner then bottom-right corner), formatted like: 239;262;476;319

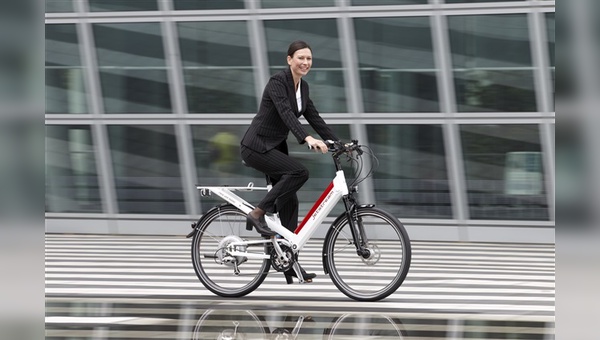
284;265;316;284
246;214;276;237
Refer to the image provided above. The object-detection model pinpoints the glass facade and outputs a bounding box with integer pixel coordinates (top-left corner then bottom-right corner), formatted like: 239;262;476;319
354;17;439;113
46;126;101;212
46;0;73;13
89;0;158;12
107;125;185;214
45;24;88;114
368;124;451;219
45;1;555;240
460;124;548;220
448;14;536;112
93;23;172;113
178;21;257;113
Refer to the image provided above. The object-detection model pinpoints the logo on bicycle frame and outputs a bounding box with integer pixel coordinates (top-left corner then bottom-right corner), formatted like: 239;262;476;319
294;182;335;234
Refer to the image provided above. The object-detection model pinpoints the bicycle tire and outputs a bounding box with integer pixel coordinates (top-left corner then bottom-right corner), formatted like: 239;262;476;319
323;207;411;301
191;204;271;297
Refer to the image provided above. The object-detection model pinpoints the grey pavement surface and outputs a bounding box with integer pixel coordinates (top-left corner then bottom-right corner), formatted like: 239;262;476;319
45;234;555;339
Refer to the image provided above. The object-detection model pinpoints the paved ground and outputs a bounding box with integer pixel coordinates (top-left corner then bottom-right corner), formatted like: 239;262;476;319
45;234;555;339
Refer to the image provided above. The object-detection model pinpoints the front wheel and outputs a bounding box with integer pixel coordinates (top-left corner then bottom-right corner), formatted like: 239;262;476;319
323;207;411;301
191;204;271;297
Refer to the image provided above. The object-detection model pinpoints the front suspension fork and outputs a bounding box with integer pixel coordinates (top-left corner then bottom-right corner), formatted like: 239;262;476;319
342;196;371;259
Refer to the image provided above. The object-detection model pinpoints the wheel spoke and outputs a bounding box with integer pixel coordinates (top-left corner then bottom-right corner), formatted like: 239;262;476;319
324;207;411;301
191;206;270;298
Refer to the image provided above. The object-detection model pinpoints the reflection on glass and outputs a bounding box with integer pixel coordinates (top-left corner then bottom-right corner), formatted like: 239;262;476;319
193;309;270;339
88;0;158;11
178;21;257;113
261;0;334;8
264;19;347;113
46;299;555;339
107;125;185;214
46;24;88;114
192;125;350;216
323;314;407;338
93;23;171;113
194;310;407;339
46;126;101;213
368;125;451;218
546;13;555;68
449;14;536;112
459;319;553;340
354;17;439;113
545;12;555;110
286;125;351;216
191;125;264;212
460;125;549;220
352;0;426;5
173;0;244;10
45;0;73;12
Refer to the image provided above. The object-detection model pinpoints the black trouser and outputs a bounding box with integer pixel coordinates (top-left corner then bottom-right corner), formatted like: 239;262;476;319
241;145;309;231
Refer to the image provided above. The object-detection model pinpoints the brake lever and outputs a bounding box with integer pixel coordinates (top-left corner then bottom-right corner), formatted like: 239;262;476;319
356;145;364;155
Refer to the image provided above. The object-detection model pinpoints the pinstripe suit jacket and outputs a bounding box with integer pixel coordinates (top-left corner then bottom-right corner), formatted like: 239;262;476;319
241;67;338;153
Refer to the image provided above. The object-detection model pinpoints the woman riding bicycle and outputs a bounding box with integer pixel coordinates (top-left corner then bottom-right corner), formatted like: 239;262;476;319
240;40;338;283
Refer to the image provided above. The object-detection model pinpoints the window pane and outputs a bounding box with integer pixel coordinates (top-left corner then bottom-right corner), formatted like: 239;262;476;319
192;125;261;213
264;19;347;113
460;125;549;220
178;21;257;113
449;14;536;112
546;13;555;68
352;0;426;5
545;12;555;111
46;24;88;114
354;17;439;113
173;0;244;10
283;126;351;216
93;23;171;113
368;125;451;218
46;0;73;12
89;0;158;11
108;125;185;214
46;126;102;213
261;0;334;8
446;0;523;3
192;125;351;216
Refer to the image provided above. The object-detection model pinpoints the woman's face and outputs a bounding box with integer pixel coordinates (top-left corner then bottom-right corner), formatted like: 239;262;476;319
287;48;312;78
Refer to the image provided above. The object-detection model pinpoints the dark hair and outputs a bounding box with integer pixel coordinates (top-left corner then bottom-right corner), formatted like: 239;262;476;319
287;40;312;58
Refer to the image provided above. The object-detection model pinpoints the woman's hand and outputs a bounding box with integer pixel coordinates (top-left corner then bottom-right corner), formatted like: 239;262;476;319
305;136;328;154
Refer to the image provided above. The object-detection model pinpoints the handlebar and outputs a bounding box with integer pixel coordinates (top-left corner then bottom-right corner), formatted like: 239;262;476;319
325;139;363;157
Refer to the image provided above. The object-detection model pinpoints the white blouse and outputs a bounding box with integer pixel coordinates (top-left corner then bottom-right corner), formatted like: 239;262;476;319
295;85;302;112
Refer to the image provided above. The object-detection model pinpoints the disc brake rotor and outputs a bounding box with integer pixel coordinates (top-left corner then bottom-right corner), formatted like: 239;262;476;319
361;243;381;266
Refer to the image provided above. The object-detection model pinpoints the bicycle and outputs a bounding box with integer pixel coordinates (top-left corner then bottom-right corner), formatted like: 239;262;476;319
187;140;411;301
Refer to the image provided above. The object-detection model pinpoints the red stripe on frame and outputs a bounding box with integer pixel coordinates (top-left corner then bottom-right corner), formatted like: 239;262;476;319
294;182;334;234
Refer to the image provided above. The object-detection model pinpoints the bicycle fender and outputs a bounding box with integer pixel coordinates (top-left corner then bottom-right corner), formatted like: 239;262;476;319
186;203;233;238
321;204;375;274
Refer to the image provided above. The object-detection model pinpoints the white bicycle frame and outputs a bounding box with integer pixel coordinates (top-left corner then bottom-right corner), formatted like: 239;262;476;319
196;170;349;261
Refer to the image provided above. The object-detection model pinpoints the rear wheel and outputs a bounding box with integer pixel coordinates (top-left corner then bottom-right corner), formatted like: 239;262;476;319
192;309;270;340
191;205;271;297
323;207;411;301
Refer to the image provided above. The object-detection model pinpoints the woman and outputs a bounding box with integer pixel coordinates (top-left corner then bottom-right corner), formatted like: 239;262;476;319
240;40;338;283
